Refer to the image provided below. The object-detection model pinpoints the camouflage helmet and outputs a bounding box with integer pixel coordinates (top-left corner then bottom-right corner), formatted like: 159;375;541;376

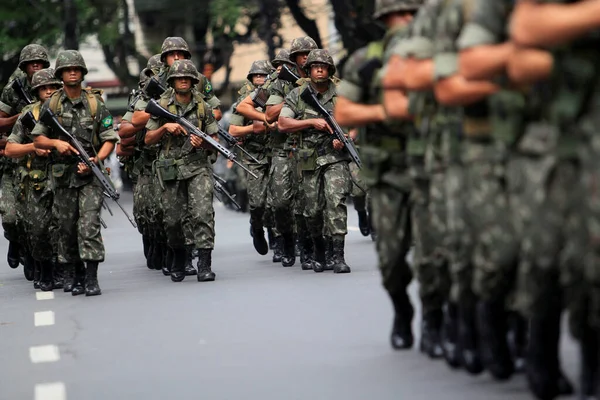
160;37;192;62
289;36;319;58
304;49;336;76
271;49;294;67
246;60;273;80
139;69;151;88
54;50;88;78
18;44;50;71
146;54;162;73
31;68;62;91
373;0;423;19
167;59;199;86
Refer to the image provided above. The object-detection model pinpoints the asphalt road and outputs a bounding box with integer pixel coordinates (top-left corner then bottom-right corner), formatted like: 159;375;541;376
0;194;580;400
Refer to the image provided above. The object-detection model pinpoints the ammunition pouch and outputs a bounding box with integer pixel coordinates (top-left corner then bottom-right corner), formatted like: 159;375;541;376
297;148;317;171
29;169;48;191
155;158;178;182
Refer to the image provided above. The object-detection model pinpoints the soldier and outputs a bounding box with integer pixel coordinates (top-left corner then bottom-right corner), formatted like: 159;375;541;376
5;68;61;291
278;49;352;274
0;44;50;272
144;59;218;283
229;60;276;258
32;50;119;297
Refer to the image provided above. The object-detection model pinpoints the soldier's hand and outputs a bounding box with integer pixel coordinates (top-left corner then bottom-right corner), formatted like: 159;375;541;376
54;140;79;156
35;148;51;157
312;119;332;133
164;123;186;136
332;139;344;150
190;135;203;148
253;121;266;134
348;129;358;141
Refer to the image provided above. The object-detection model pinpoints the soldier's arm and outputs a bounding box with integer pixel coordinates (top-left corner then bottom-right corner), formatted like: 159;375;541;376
5;118;35;158
95;106;117;162
460;43;514;81
507;47;553;84
383;90;412;120
144;117;166;145
335;96;387;127
265;103;283;123
228;112;254;137
0;110;20;133
236;94;265;122
511;0;600;48
119;112;139;139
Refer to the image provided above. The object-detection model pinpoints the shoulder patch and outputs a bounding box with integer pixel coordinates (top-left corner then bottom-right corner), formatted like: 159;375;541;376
101;115;113;129
204;80;213;94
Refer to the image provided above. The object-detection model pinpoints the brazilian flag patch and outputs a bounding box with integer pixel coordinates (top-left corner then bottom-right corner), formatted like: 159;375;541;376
204;80;213;95
101;115;113;128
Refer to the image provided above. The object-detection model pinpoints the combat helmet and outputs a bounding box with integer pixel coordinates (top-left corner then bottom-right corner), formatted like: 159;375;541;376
271;49;294;67
145;54;162;75
304;49;336;76
160;37;192;62
289;36;319;58
373;0;423;19
31;68;62;92
54;50;88;78
18;44;50;71
246;60;273;80
139;69;151;88
167;59;199;86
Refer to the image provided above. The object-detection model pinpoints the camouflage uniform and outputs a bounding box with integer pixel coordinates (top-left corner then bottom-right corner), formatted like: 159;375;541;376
145;59;218;282
281;49;352;274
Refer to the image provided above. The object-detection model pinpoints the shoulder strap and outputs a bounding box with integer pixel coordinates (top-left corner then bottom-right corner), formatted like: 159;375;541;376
366;41;384;60
32;103;41;121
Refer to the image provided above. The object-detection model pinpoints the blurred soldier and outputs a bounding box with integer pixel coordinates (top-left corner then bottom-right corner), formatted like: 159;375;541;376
33;50;119;297
0;44;50;272
6;68;61;290
144;60;218;283
279;49;352;274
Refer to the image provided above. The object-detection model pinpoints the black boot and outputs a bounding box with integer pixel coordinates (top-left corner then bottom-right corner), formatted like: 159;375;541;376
151;243;164;271
300;235;314;271
357;210;370;236
23;253;35;281
331;236;351;274
477;300;514;380
442;302;461;368
507;311;527;373
162;247;173;276
84;262;101;296
390;291;414;350
142;234;151;259
312;236;327;273
71;262;86;296
580;321;599;399
52;261;64;289
33;259;42;289
7;241;20;268
39;261;54;292
197;249;216;282
281;233;296;267
184;248;197;276
420;309;444;359
63;263;74;292
272;236;283;263
170;248;186;282
251;226;269;255
325;237;335;271
146;240;155;269
458;297;484;375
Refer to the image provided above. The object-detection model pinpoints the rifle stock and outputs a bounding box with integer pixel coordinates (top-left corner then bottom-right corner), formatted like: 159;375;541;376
21;111;36;131
11;79;34;106
251;88;269;108
279;65;301;85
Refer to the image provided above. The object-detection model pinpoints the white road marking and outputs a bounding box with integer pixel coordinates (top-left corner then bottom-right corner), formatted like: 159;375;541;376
348;226;360;232
36;292;55;301
29;345;60;363
34;311;55;327
35;382;66;400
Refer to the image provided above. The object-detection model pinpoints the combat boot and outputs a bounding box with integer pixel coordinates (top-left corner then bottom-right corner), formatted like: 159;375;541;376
170;248;187;282
458;296;484;375
477;300;514;380
184;247;197;276
7;241;20;269
272;236;283;263
63;263;74;292
84;261;101;296
507;311;527;372
151;243;164;271
52;261;64;289
300;234;314;270
39;260;54;292
281;233;296;267
33;259;42;289
196;249;216;282
442;302;461;368
357;210;370;236
390;291;414;350
420;309;444;359
146;240;155;269
331;236;351;274
312;236;327;273
251;226;269;255
163;247;173;276
142;234;151;259
325;237;335;271
23;253;35;281
71;261;86;296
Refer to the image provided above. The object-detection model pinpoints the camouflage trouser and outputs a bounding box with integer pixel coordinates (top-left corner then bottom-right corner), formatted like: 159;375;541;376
26;181;54;261
247;161;270;228
161;168;215;249
133;173;155;237
349;161;367;212
53;183;104;263
0;171;19;242
302;161;351;238
268;153;296;236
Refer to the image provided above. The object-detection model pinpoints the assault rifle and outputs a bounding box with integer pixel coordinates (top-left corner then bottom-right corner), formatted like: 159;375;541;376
12;79;34;106
21;111;36;131
128;78;167;110
144;99;258;178
217;125;260;164
278;64;301;85
300;85;362;169
213;173;240;210
251;88;269;109
39;108;138;228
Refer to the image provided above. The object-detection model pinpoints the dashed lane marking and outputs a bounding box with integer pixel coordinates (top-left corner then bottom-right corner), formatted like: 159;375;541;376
35;382;66;400
29;345;60;364
34;311;55;327
36;292;55;301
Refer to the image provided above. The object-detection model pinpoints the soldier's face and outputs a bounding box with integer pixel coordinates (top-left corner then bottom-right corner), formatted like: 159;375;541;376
173;77;192;93
295;52;310;67
276;64;283;74
25;61;44;78
165;51;187;67
310;63;329;81
251;74;267;86
61;67;83;86
37;85;61;101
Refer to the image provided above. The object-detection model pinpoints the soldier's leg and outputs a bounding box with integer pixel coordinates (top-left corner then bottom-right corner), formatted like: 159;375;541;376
303;168;326;272
295;167;313;270
323;162;352;273
28;187;54;289
161;180;188;282
1;171;20;268
78;183;104;296
188;169;216;282
269;155;296;266
247;163;270;255
349;161;369;237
